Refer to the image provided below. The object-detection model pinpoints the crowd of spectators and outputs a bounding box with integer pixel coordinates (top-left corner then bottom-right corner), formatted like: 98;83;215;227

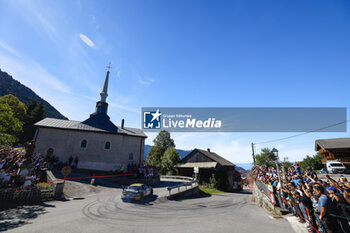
0;147;50;190
0;144;160;190
252;164;350;233
124;163;158;178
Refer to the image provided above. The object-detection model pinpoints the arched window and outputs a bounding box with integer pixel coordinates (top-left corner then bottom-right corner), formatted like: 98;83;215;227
104;141;111;150
80;139;87;148
129;153;133;161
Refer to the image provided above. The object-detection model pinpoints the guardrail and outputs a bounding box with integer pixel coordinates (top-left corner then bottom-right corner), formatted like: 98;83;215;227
166;181;198;195
160;175;198;196
160;175;195;182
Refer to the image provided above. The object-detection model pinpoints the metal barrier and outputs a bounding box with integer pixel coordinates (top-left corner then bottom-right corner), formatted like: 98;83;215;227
160;175;198;196
166;181;198;195
160;175;195;182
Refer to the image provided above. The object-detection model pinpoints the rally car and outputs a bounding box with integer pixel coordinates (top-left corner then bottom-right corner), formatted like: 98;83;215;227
121;183;153;202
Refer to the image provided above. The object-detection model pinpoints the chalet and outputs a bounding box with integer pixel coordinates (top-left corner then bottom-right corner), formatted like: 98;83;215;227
315;137;350;169
176;148;242;191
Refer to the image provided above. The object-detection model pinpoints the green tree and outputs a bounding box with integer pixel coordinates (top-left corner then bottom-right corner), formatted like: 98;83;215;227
312;152;324;170
0;103;23;145
0;94;26;121
255;148;277;168
146;130;175;167
160;148;180;175
22;100;45;143
299;152;323;170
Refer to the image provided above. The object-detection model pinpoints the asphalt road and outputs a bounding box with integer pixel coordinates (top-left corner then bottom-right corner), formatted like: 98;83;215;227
318;173;350;181
1;182;295;233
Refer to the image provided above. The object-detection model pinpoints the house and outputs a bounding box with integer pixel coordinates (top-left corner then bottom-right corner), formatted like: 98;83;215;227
176;148;242;191
315;137;350;169
33;68;147;171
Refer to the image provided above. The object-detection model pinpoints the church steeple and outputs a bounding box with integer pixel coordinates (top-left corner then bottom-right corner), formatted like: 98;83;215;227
91;63;112;116
82;63;118;133
99;63;111;103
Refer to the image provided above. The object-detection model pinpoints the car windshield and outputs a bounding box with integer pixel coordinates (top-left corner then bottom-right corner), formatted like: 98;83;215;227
127;186;141;191
330;163;344;167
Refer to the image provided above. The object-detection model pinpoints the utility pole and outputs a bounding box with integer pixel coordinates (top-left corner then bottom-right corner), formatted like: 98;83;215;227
251;142;256;165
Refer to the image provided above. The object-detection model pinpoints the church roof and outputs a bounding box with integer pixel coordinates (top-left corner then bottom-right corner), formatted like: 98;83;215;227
35;118;147;138
82;112;118;133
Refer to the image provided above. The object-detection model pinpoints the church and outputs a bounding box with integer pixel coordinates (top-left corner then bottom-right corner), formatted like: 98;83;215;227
33;68;147;171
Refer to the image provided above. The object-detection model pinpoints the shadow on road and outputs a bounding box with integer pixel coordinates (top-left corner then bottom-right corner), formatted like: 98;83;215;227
238;189;252;195
0;202;55;232
122;194;159;205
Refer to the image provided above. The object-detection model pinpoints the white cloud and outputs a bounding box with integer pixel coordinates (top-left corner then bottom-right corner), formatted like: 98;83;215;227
0;41;22;58
80;34;95;48
0;41;73;119
109;102;140;114
0;43;70;94
139;77;155;86
9;0;59;40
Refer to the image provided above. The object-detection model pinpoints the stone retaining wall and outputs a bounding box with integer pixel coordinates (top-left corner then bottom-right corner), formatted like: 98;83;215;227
252;181;281;215
46;170;64;198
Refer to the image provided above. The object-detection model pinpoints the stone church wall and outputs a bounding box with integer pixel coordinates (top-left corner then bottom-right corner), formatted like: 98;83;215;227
34;127;145;171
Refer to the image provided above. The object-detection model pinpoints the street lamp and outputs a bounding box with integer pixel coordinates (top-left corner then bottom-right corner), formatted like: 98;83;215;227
271;147;279;159
271;148;282;195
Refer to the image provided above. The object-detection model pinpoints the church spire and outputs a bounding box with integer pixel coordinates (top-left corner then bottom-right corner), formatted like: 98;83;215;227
91;63;112;116
100;63;111;103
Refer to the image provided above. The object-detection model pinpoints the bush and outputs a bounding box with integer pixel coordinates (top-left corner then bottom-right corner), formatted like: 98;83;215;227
209;174;218;189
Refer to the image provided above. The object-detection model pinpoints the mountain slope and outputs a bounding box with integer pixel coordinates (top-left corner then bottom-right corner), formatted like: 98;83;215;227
0;69;67;120
144;145;191;160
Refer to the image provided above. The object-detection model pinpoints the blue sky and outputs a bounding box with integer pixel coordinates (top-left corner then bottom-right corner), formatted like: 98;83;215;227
0;0;350;163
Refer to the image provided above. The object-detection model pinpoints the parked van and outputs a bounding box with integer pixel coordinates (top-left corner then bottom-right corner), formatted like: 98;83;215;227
326;160;346;174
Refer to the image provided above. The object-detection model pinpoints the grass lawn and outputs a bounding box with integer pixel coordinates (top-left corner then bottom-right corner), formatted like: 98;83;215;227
199;185;226;195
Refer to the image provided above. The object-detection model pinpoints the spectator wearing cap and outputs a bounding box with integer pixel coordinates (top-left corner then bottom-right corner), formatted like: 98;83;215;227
314;185;339;233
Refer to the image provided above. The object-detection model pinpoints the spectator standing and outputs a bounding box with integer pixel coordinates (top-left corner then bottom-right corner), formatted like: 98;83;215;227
314;185;339;233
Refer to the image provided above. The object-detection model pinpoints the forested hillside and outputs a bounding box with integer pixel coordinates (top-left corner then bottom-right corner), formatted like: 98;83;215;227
0;69;67;119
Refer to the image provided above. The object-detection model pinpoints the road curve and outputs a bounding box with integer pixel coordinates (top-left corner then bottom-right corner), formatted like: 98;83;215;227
2;185;295;233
